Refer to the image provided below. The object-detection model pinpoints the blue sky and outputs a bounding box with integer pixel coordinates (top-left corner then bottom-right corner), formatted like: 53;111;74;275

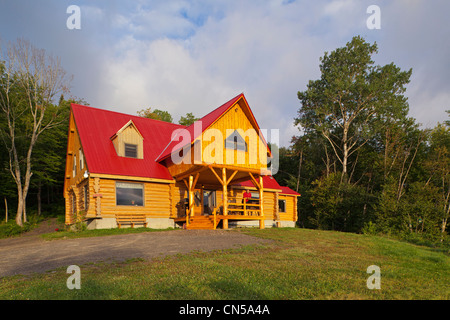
1;0;449;147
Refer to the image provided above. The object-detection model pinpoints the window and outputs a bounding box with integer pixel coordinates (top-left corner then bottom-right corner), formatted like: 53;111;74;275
73;155;77;177
116;182;144;206
278;199;286;213
79;149;84;170
225;130;247;152
125;143;138;158
83;185;88;210
251;192;259;199
72;193;77;214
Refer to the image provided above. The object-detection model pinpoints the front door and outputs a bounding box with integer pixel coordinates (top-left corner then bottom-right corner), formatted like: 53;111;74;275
191;189;216;215
203;190;216;215
193;189;203;216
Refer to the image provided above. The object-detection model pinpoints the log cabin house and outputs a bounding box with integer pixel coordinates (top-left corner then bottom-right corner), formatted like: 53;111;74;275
64;93;300;230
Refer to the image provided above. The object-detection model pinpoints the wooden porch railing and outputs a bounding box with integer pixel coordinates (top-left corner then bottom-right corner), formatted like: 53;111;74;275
227;197;261;216
174;196;262;229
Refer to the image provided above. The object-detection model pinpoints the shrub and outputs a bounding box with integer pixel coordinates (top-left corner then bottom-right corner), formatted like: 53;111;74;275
0;220;33;238
309;173;374;233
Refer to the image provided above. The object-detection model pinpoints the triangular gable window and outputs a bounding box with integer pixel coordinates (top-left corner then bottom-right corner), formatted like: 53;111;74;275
225;130;247;152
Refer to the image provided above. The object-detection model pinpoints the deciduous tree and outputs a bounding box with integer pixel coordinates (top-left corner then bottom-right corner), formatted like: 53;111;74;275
296;36;412;183
0;39;70;226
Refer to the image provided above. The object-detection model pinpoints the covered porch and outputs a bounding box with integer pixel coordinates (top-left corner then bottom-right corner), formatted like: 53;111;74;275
172;164;269;230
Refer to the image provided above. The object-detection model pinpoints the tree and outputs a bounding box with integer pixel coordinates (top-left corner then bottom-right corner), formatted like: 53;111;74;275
137;107;173;123
425;123;450;241
31;99;70;216
178;112;199;126
0;39;70;226
296;36;412;183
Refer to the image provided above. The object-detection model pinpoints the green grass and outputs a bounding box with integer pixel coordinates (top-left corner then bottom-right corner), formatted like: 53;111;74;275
0;217;40;238
41;226;175;240
1;228;449;300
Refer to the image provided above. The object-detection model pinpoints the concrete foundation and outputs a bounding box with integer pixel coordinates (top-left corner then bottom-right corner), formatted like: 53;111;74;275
228;219;296;228
85;217;294;230
86;218;117;230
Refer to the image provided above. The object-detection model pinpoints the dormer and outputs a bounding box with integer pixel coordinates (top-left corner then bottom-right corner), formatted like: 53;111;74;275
110;120;144;159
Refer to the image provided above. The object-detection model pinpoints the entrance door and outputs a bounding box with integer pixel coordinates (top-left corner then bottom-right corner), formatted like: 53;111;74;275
191;189;216;215
203;190;216;215
193;189;203;216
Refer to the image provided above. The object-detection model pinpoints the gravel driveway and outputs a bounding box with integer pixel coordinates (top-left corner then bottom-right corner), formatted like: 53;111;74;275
0;222;268;278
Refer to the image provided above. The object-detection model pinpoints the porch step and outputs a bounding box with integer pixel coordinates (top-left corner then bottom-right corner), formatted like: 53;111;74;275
186;215;217;230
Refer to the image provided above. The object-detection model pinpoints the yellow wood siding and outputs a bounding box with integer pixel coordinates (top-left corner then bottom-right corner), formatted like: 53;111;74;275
165;101;269;180
64;111;89;224
263;191;276;220
202;103;267;170
278;194;297;221
92;179;171;219
65;113;88;189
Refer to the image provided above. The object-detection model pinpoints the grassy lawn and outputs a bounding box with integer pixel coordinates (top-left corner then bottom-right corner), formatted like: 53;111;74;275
41;226;176;240
0;228;449;300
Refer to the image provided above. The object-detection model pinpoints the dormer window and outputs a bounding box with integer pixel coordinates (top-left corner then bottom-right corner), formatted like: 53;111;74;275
110;120;144;159
125;143;138;158
225;130;247;152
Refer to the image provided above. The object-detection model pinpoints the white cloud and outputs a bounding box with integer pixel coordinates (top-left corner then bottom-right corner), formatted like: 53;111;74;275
5;1;447;146
93;1;323;146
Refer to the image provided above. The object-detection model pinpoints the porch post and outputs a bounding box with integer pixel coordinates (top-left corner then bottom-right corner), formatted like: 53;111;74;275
187;174;194;226
93;177;101;217
259;175;264;229
222;167;228;229
275;191;281;228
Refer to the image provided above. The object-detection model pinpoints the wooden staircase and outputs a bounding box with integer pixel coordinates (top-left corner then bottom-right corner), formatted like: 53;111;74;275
186;215;218;230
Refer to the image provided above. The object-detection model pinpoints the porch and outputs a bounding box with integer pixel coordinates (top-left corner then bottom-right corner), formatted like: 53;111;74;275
171;164;269;230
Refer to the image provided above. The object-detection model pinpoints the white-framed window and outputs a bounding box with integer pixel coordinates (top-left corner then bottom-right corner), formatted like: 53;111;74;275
73;155;77;177
79;149;84;170
251;192;259;198
116;182;144;206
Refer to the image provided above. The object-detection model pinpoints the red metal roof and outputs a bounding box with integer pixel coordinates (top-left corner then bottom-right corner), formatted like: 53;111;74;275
71;93;284;186
232;176;301;196
71;103;184;180
279;186;301;196
232;175;281;190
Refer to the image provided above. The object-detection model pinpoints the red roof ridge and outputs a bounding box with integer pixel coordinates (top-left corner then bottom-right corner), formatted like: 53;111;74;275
71;103;185;130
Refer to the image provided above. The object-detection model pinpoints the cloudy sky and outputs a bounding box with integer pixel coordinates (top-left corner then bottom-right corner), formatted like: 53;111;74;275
0;0;448;147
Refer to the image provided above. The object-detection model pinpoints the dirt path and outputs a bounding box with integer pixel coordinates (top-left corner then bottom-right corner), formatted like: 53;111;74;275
0;220;269;278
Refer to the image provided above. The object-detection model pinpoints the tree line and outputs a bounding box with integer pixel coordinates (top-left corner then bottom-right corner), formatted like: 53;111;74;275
1;36;448;247
0;38;201;227
273;36;449;244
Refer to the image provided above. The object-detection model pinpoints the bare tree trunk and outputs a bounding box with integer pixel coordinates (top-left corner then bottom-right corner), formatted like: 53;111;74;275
0;39;69;226
16;188;23;226
4;197;7;223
